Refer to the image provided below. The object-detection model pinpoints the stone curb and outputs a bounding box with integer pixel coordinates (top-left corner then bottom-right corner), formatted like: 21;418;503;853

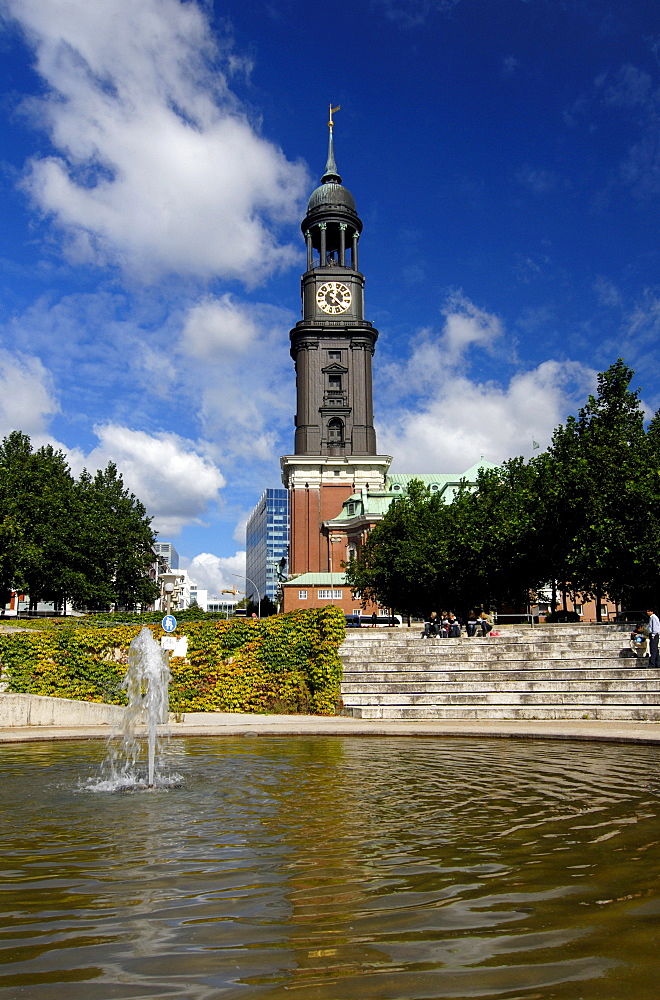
2;715;660;745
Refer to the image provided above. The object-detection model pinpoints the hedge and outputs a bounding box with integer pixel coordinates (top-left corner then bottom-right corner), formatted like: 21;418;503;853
0;607;346;716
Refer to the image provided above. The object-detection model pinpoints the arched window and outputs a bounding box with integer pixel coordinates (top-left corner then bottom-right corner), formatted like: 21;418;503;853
328;419;344;445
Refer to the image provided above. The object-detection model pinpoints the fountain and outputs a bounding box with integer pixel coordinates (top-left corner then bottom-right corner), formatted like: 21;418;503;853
90;626;178;791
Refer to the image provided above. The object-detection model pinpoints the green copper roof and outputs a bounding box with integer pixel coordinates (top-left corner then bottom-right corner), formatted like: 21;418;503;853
330;492;393;522
305;122;358;217
282;572;347;587
387;461;499;493
307;181;357;215
321;129;341;184
327;462;502;525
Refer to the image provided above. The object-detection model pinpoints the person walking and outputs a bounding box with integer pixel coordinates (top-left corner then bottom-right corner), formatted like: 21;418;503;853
646;608;660;668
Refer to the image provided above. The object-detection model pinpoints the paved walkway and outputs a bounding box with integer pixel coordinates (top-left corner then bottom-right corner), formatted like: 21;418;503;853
2;714;660;744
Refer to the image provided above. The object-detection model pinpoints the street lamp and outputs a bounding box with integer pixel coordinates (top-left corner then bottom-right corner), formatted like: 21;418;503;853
163;582;174;615
233;573;261;618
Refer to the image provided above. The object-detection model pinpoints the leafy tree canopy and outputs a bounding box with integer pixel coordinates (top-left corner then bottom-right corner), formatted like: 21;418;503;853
346;360;660;618
0;431;159;612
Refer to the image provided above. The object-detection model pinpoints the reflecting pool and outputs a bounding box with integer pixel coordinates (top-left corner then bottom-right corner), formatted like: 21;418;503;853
1;736;660;999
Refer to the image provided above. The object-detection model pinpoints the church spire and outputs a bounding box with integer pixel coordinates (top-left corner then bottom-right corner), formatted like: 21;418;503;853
321;103;342;184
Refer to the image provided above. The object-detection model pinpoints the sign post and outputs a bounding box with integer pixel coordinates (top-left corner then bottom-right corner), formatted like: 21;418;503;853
161;614;177;633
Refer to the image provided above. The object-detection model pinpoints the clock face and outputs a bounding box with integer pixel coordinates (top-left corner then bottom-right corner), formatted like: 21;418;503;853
317;281;352;315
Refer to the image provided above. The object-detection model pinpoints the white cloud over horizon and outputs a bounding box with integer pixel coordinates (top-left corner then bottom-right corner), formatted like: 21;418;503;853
6;0;309;283
377;294;597;471
67;425;226;536
184;550;246;599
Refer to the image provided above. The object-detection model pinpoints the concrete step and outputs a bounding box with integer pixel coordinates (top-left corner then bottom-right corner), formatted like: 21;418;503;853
342;680;660;695
343;706;660;721
342;668;653;684
338;625;657;721
342;691;660;706
341;644;630;657
342;659;634;673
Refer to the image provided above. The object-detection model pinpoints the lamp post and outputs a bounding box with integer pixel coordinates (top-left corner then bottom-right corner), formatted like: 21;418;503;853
233;573;261;618
163;581;174;615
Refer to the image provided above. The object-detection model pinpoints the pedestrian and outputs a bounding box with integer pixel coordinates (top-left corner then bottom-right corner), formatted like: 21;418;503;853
371;610;378;627
646;608;660;668
466;610;479;637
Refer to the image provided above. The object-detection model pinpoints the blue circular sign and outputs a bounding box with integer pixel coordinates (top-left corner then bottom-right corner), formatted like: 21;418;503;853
162;615;177;633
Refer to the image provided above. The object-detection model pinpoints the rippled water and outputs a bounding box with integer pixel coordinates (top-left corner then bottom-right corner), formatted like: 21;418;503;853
1;736;660;1000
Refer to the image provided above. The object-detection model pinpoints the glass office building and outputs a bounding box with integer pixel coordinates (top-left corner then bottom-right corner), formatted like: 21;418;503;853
245;488;289;607
153;541;179;570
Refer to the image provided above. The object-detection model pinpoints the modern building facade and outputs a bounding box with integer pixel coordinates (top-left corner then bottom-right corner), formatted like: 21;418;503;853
245;488;289;607
153;541;179;570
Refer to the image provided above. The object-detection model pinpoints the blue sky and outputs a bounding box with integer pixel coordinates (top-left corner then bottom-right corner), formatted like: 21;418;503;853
1;0;658;596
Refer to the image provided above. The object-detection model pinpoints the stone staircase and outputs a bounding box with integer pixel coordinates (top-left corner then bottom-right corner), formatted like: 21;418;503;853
339;625;660;721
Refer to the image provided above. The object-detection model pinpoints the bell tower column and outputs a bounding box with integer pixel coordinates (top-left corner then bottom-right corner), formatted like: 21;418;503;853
281;107;391;576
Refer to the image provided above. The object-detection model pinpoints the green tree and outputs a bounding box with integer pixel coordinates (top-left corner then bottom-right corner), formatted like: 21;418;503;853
0;433;77;609
345;479;451;617
74;463;159;610
444;458;544;612
0;432;158;612
542;359;656;617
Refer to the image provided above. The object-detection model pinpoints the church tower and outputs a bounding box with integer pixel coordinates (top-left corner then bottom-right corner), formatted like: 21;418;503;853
281;108;391;576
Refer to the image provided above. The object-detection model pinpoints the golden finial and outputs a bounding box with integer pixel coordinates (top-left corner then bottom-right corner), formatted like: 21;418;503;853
328;104;341;130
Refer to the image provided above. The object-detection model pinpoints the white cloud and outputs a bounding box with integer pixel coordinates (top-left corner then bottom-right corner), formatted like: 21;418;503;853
379;359;595;472
68;424;226;536
233;513;248;546
181;295;257;359
441;292;504;360
186;550;246;598
8;0;309;282
377;294;595;471
0;350;59;438
175;299;295;468
593;276;622;308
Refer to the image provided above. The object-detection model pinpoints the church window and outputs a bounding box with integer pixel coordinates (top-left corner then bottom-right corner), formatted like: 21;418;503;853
328;351;341;360
328;419;344;444
328;374;341;390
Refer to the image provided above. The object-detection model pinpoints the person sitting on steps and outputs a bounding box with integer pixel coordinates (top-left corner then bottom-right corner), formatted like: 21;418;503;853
423;612;439;638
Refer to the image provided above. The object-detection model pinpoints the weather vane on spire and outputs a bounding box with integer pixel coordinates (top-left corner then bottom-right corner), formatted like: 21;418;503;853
328;103;341;131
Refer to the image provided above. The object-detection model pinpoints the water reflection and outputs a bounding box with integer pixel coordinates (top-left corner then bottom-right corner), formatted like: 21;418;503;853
0;737;659;999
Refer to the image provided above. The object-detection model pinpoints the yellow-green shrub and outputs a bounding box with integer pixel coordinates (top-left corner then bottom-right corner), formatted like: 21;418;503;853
0;608;345;715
